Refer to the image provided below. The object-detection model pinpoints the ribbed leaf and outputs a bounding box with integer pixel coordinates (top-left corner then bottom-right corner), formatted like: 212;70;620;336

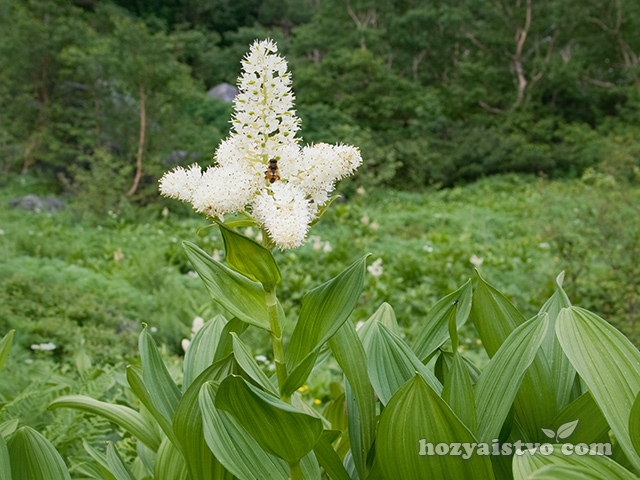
183;241;269;329
413;281;472;361
513;445;636;480
218;222;280;288
183;314;228;390
154;437;188;480
105;443;136;480
199;382;289;480
631;392;640;457
551;392;610;445
231;333;278;395
139;325;181;424
472;272;557;440
7;426;71;480
0;433;10;480
377;375;495;480
313;431;352;480
125;365;178;448
285;255;368;393
215;375;323;463
213;317;249;363
527;464;634;480
556;306;640;472
538;272;575;411
48;395;161;451
359;320;441;404
299;451;322;480
443;352;477;433
475;314;549;443
0;419;19;439
328;321;376;480
173;357;234;480
0;329;14;371
82;440;116;479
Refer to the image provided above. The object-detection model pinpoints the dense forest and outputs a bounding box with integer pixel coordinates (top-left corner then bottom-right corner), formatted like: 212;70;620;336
1;0;639;206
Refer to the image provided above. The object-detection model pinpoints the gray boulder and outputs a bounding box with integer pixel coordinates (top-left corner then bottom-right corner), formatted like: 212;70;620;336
207;82;238;103
9;195;65;212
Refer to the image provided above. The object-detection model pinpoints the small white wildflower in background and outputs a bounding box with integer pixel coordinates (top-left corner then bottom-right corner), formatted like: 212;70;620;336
538;242;550;249
181;339;191;352
113;248;124;262
187;270;198;278
323;241;332;253
31;342;56;351
212;249;222;262
370;221;379;231
255;355;268;363
361;214;370;225
367;258;384;277
470;254;484;267
423;245;434;253
162;207;169;218
244;227;254;238
0;229;5;235
150;326;158;333
356;186;366;195
255;231;263;242
311;236;323;251
159;39;362;249
192;316;205;334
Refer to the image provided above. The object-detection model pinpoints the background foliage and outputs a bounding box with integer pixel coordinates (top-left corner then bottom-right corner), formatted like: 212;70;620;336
1;0;640;193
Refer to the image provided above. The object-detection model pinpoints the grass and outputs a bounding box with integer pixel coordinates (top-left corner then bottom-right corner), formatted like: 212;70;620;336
1;172;639;365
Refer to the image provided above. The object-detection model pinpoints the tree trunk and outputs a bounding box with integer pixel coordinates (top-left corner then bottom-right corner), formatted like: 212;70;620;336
127;84;146;196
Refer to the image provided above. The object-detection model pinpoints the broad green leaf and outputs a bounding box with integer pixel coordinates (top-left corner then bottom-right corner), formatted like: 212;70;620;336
139;325;181;417
359;320;442;404
215;375;323;463
631;392;640;457
106;442;136;480
527;464;634;480
0;433;10;480
281;350;320;397
183;241;269;329
413;281;473;361
183;314;228;390
557;306;640;472
199;382;289;480
154;438;188;480
136;442;155;478
512;445;636;480
472;272;556;440
0;330;14;371
538;272;575;411
328;321;376;480
173;357;234;480
475;314;549;443
213;317;249;363
82;440;116;478
377;375;495;480
7;426;71;480
49;395;161;451
367;302;399;335
299;451;322;480
443;352;477;433
313;431;352;480
0;419;19;439
231;333;278;395
550;391;611;447
470;272;525;357
286;255;368;384
218;222;281;287
126;365;178;448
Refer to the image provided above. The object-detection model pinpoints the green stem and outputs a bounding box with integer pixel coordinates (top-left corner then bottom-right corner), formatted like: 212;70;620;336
289;461;304;480
265;287;290;402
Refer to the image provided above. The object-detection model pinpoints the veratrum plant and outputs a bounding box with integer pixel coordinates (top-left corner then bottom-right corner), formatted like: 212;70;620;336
14;39;639;480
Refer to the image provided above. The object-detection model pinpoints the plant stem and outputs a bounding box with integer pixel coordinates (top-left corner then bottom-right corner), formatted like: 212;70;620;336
289;461;304;480
265;287;290;402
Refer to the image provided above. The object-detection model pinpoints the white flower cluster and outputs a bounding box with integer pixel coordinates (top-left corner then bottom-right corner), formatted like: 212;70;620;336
160;39;362;249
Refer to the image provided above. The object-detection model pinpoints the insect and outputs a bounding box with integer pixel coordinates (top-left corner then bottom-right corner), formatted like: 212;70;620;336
265;158;280;184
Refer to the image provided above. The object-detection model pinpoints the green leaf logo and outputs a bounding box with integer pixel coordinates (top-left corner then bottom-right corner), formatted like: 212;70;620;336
557;420;579;440
541;420;579;443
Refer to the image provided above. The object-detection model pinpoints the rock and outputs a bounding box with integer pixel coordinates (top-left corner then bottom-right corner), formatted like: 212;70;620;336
207;82;238;102
9;195;65;212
